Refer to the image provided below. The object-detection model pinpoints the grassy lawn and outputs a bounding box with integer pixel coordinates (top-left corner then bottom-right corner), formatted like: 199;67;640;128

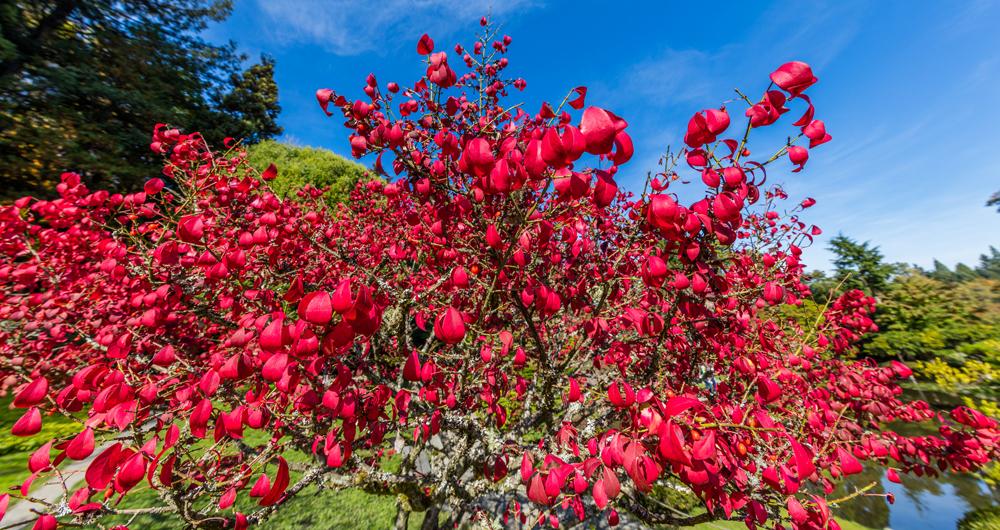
0;401;421;529
101;483;416;529
97;429;427;530
0;400;79;490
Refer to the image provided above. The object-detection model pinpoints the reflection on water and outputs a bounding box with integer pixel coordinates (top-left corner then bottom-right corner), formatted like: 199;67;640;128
884;471;994;529
833;465;997;529
831;399;998;529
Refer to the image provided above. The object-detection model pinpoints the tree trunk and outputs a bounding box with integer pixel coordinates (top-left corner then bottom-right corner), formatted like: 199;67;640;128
394;502;411;530
420;506;441;530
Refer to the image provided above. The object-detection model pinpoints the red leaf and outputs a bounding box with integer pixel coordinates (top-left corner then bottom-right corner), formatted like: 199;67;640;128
692;430;716;461
259;316;285;352
249;474;270;498
66;428;95;460
567;86;587;110
262;353;289;382
837;447;863;476
787;496;809;523
31;514;57;530
115;452;147;492
658;421;691;465
13;377;48;408
434;307;466;344
28;441;52;473
260;457;289;506
520;452;534;483
527;474;550;506
219;487;237;510
607;381;634;408
403;350;422;382
663;396;701;417
261;163;278;181
579;107;617;155
331;279;354;314
190;398;212;439
417;33;435;55
86;443;123;490
770;61;817;96
11;407;42;436
592;478;609;509
601;467;621;499
316;89;334;116
788;437;816;480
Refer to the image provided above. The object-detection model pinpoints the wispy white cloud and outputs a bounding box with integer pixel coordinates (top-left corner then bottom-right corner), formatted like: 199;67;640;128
746;0;864;70
942;0;1000;37
611;0;865;109
619;49;715;108
253;0;540;55
608;0;867;197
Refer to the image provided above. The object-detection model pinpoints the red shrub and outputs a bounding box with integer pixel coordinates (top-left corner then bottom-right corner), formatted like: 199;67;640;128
0;21;995;530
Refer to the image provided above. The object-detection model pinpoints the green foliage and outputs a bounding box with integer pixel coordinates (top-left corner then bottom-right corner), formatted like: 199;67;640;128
863;266;1000;412
959;505;1000;530
979;247;1000;280
810;236;1000;392
865;269;1000;362
777;297;825;332
929;259;958;282
926;248;1000;283
217;55;282;144
826;234;898;297
805;269;839;304
245;140;368;205
811;236;1000;415
0;0;282;198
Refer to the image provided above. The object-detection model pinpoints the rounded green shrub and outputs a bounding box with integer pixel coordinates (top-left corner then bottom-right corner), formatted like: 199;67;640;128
246;140;368;205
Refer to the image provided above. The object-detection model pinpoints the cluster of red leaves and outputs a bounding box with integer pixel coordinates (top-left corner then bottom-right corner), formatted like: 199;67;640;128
0;20;996;530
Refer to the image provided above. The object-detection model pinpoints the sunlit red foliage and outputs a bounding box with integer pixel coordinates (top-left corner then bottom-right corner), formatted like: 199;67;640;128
0;21;996;530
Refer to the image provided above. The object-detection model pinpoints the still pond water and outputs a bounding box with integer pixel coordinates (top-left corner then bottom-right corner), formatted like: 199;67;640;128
833;389;997;529
833;466;996;529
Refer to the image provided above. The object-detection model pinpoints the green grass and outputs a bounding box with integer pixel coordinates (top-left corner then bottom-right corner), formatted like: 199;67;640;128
98;428;426;530
101;483;417;529
0;399;79;490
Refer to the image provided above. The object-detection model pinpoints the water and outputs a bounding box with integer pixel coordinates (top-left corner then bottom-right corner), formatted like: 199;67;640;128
883;471;995;529
832;466;996;529
830;391;999;530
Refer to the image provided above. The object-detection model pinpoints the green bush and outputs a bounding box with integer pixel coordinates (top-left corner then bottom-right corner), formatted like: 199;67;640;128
959;506;1000;530
245;140;369;205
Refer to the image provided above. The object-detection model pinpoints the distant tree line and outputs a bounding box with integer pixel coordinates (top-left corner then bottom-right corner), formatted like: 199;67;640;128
806;235;1000;414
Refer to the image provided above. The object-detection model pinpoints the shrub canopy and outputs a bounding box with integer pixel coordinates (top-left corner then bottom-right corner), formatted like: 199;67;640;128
0;20;996;530
245;140;368;205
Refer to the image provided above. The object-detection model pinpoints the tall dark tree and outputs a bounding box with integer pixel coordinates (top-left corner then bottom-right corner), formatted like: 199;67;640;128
928;259;958;282
954;262;980;282
215;55;282;144
978;246;1000;280
0;0;282;198
827;234;897;296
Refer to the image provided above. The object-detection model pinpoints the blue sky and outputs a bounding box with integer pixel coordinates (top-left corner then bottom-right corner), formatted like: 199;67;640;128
208;0;1000;271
